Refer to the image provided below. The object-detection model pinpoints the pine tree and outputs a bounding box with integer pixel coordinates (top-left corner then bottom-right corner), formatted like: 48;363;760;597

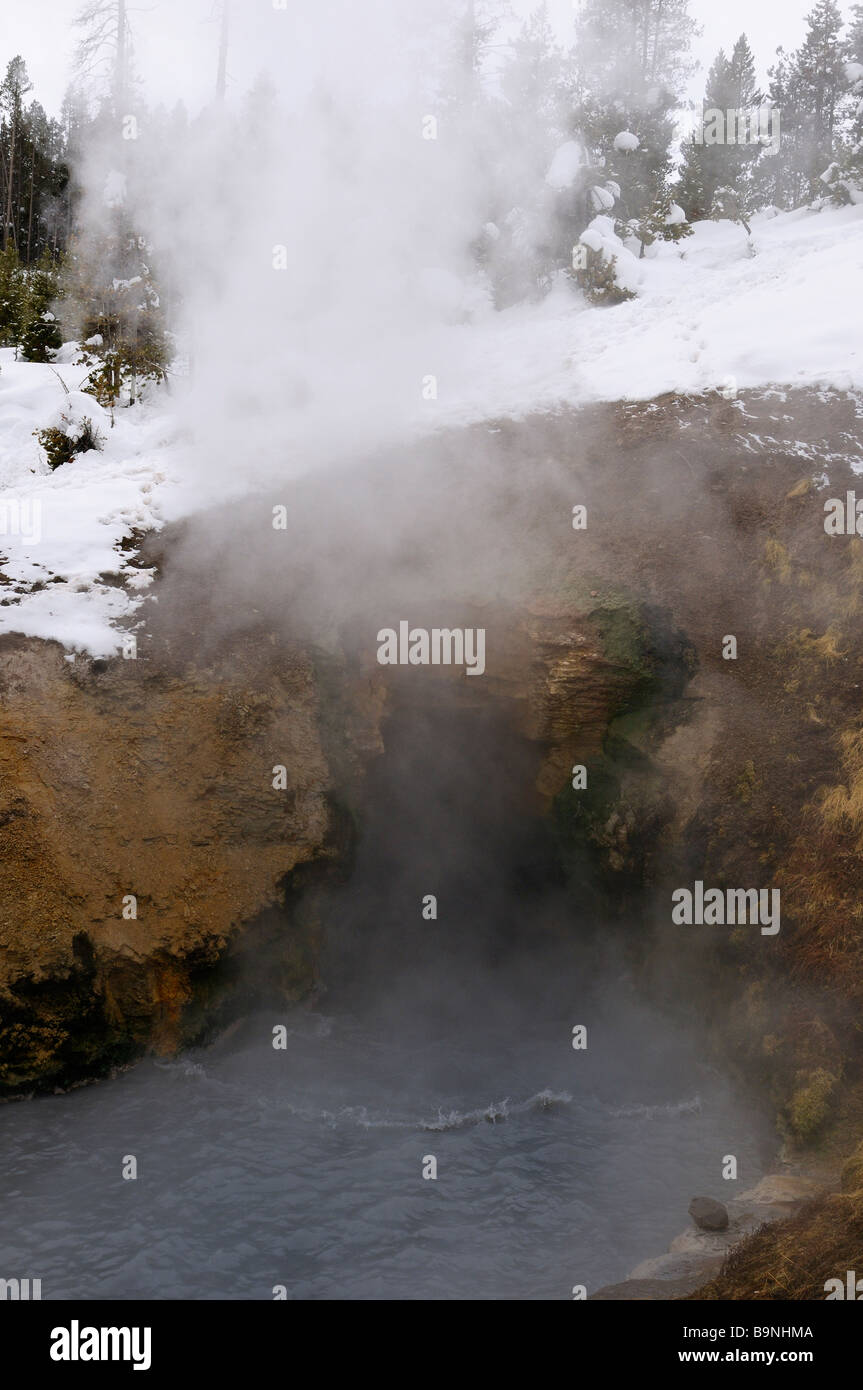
0;246;64;359
66;215;169;412
728;33;763;110
823;15;863;206
677;49;731;221
451;0;504;110
486;4;568;304
1;60;74;263
1;57;34;253
68;3;171;408
572;238;636;304
771;0;848;206
724;33;766;223
794;1;847;183
0;243;24;345
640;190;692;246
17;102;71;263
500;3;563;150
754;46;796;208
571;0;698;250
676;37;764;224
18;253;63;362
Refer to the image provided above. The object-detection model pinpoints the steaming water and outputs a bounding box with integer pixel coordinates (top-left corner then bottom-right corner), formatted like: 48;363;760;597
1;996;767;1301
1;693;770;1300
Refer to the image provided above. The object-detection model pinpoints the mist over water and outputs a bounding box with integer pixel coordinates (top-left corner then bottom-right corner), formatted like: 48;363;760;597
1;1008;765;1300
0;676;769;1300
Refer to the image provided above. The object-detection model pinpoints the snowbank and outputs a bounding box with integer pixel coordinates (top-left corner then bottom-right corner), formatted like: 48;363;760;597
545;139;587;190
1;201;862;655
0;352;174;656
432;201;863;426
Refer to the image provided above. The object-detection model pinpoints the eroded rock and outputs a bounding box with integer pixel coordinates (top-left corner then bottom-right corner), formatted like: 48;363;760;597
688;1196;729;1231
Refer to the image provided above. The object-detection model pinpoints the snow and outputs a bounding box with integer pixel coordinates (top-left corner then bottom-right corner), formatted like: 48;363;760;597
2;201;863;656
578;214;642;294
545;139;586;189
665;203;687;226
613;131;640;153
433;205;863;426
589;185;615;212
0;351;175;656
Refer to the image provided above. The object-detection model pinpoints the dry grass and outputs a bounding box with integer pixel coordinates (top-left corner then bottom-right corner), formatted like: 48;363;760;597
764;538;792;583
818;728;863;839
777;720;863;1004
686;1191;863;1300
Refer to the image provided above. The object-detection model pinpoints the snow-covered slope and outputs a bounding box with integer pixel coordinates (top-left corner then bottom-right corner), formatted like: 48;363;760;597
1;202;861;655
0;351;177;654
438;202;863;422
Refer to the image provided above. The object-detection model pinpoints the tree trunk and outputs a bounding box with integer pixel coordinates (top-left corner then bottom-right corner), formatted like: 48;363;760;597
114;0;128;117
4;116;16;253
26;146;35;263
0;147;8;251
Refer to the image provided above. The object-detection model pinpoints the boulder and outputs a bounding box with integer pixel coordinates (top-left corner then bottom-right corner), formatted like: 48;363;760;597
688;1196;729;1231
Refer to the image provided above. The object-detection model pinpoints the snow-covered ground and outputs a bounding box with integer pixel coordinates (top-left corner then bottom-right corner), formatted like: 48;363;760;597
441;201;863;421
1;201;862;656
0;352;182;653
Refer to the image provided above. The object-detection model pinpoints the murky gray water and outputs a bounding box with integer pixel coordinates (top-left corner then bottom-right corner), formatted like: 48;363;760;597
1;990;767;1301
1;691;771;1301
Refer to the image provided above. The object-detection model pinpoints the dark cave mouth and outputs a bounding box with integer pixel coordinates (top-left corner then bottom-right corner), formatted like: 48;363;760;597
195;592;701;1053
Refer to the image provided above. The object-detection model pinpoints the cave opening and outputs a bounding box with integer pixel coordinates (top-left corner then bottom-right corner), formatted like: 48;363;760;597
317;672;579;1023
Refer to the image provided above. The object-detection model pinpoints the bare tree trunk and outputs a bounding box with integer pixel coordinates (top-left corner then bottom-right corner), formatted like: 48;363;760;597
4;113;17;252
114;0;128;117
0;145;8;251
26;145;35;262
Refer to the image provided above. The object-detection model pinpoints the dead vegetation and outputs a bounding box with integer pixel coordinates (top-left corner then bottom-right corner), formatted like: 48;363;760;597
687;1189;863;1300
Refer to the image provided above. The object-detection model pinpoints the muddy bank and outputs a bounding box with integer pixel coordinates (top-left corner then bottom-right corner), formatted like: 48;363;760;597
0;594;678;1094
0;632;339;1090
